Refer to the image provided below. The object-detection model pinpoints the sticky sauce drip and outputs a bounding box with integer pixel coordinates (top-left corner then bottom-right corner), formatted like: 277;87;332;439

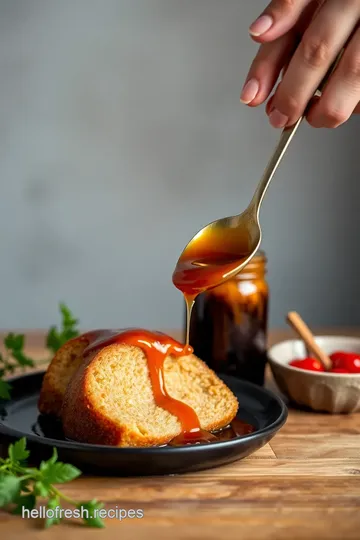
172;226;252;345
83;329;215;444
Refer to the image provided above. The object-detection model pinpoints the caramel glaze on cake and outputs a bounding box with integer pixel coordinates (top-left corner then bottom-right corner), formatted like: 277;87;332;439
39;329;239;447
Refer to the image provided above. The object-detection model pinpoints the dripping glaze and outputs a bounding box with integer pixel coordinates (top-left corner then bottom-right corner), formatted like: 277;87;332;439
172;226;252;346
80;329;255;446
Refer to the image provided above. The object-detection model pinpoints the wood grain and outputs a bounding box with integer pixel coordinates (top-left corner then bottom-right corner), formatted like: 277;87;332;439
0;328;360;540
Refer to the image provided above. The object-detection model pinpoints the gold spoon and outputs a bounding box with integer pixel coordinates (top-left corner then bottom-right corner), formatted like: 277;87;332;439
173;119;301;344
173;51;343;344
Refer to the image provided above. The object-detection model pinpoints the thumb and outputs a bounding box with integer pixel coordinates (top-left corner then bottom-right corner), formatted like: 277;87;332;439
249;0;314;41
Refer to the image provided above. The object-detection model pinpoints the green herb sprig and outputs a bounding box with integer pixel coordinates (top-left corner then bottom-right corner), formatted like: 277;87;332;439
46;303;80;355
0;334;35;399
0;308;104;528
0;438;104;528
0;303;79;400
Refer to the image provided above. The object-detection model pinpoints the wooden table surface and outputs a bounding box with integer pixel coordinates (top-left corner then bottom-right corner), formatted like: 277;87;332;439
1;328;360;540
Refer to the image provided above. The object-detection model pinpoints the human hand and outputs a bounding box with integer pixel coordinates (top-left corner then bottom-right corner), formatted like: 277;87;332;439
241;0;360;128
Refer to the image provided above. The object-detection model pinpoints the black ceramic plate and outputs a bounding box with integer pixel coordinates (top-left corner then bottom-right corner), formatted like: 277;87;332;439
0;371;287;476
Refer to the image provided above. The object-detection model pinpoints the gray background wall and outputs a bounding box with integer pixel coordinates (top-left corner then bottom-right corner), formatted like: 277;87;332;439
0;0;359;331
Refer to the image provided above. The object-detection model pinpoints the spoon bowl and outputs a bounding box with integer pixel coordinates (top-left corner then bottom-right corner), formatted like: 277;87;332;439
172;206;261;296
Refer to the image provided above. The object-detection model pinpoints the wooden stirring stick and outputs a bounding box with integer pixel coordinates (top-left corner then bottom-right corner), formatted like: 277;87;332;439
286;311;332;371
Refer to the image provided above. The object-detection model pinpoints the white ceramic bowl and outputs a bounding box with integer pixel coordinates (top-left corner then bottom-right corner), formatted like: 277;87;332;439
268;336;360;414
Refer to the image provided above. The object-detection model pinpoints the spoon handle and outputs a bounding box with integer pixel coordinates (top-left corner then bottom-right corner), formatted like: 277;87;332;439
250;49;344;212
250;118;302;211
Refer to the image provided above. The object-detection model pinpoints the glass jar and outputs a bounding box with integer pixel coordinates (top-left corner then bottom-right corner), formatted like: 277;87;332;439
186;251;269;386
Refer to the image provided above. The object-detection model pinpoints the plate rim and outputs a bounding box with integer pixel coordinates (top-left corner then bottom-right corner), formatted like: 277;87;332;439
0;371;288;454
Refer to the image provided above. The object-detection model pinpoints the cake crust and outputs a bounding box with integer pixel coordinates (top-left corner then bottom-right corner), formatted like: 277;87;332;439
38;335;91;416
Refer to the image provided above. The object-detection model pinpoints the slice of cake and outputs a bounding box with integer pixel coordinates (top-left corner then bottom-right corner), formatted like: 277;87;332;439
39;329;238;447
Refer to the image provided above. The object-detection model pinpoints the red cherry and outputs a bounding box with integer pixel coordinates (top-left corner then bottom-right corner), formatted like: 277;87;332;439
289;357;325;372
330;368;349;374
330;351;360;373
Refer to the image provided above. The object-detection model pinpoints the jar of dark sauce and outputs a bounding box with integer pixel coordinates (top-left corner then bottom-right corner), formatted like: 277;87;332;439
186;251;269;386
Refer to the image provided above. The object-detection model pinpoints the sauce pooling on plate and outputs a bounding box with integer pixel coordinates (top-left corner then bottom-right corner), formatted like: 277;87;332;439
168;417;255;446
172;225;253;345
83;329;216;444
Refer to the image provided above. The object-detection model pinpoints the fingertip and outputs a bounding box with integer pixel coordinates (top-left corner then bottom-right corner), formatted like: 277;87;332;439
306;114;323;128
306;105;330;129
240;78;260;104
249;1;312;44
306;98;348;129
240;84;274;109
268;109;289;129
249;14;274;37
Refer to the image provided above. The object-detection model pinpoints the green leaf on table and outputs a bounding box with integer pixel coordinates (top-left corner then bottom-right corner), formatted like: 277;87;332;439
0;379;11;400
8;437;30;463
48;447;58;465
33;481;51;498
44;496;62;528
4;333;34;368
39;447;58;471
4;333;24;352
0;474;21;506
77;499;105;528
40;460;81;484
11;351;34;368
47;496;60;510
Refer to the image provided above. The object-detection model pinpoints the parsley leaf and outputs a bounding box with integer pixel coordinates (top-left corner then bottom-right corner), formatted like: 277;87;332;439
40;460;81;484
4;333;24;351
33;481;51;498
0;474;21;506
4;333;34;367
47;447;58;465
0;438;104;528
77;499;105;528
0;307;101;528
39;447;81;486
8;437;30;463
46;303;79;354
0;303;79;400
45;496;62;528
0;333;34;401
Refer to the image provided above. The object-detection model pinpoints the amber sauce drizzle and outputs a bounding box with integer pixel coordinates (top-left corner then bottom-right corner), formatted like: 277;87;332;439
172;226;253;346
83;329;217;445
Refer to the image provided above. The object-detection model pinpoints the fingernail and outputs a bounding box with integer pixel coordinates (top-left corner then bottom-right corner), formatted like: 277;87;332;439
249;14;273;36
269;109;289;128
240;78;259;104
